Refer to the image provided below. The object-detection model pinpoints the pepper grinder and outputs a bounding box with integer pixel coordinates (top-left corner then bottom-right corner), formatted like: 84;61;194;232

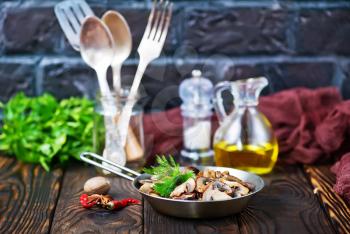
179;70;214;165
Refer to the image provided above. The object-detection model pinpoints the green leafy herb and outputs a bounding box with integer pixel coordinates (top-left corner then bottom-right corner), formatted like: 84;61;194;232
153;173;194;198
143;155;179;179
143;155;194;197
0;92;95;171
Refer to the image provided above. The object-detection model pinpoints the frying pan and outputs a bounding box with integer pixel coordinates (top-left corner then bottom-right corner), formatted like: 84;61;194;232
80;152;264;219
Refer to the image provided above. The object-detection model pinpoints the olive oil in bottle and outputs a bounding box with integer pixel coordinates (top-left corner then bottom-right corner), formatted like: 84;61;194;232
213;77;278;175
214;139;278;175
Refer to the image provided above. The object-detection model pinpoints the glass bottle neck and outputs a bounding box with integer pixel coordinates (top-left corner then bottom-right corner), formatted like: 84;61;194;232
235;88;259;107
232;77;267;107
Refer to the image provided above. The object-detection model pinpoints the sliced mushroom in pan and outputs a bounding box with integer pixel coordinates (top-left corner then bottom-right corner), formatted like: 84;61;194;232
211;181;233;195
202;182;233;201
195;177;211;193
173;193;196;200
139;182;154;194
170;178;196;198
138;167;254;201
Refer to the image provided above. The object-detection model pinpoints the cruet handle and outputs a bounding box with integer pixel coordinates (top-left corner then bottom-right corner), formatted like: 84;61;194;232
213;81;233;124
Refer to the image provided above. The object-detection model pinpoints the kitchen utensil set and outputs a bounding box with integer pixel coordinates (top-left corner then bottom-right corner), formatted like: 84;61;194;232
55;0;173;165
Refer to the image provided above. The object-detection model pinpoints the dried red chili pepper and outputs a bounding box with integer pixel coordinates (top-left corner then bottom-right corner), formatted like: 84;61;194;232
80;194;141;210
80;193;98;208
106;198;141;210
126;198;141;204
106;200;121;210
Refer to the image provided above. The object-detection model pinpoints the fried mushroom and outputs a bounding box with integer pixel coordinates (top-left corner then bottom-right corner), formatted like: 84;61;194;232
202;182;232;201
212;180;233;195
184;166;200;175
203;169;216;178
223;174;255;191
173;193;196;200
170;178;196;198
138;179;154;184
219;178;250;197
195;177;211;193
224;174;244;183
233;183;250;197
139;183;154;194
215;171;223;178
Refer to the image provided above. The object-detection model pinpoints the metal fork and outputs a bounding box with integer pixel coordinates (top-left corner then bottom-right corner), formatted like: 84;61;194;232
118;0;173;146
54;0;94;51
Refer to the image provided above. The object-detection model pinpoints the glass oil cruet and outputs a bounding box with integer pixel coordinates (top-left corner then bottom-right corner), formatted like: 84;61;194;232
213;77;278;174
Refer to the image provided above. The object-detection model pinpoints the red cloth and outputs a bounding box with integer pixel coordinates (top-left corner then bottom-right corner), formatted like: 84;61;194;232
331;153;350;203
143;108;183;165
259;87;344;164
143;87;350;202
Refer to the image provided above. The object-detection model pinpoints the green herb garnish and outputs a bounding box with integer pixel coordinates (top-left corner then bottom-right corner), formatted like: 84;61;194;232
0;92;95;171
143;156;194;197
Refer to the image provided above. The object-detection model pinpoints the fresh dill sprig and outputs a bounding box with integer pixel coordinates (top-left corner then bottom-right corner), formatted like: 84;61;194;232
143;155;195;197
143;155;180;179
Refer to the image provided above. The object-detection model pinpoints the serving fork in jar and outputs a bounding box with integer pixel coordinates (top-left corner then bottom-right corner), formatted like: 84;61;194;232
118;0;173;146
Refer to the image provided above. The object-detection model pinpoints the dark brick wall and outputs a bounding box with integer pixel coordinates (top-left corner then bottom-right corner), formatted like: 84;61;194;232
0;0;350;111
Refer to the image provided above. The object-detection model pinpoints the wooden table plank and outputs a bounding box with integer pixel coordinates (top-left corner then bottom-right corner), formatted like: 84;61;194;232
237;165;334;234
305;165;350;234
50;164;142;234
143;201;240;234
0;156;63;234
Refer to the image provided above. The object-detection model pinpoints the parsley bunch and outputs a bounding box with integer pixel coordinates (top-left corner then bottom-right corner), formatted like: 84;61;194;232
143;156;194;197
0;93;95;171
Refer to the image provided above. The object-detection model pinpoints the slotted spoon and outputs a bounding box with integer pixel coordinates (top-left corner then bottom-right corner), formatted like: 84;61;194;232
54;0;94;51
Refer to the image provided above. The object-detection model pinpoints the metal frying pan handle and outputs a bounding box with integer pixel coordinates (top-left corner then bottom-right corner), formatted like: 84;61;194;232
80;152;141;181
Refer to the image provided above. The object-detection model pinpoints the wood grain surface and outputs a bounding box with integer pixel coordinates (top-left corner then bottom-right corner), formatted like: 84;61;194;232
305;166;350;234
50;164;142;234
238;165;335;234
1;156;346;234
0;156;63;234
143;201;240;234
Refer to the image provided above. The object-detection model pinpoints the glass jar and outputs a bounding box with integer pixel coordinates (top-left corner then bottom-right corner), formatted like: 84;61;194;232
93;88;145;171
179;70;214;166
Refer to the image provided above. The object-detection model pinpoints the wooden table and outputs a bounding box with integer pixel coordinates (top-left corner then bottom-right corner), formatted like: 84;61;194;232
0;155;349;234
